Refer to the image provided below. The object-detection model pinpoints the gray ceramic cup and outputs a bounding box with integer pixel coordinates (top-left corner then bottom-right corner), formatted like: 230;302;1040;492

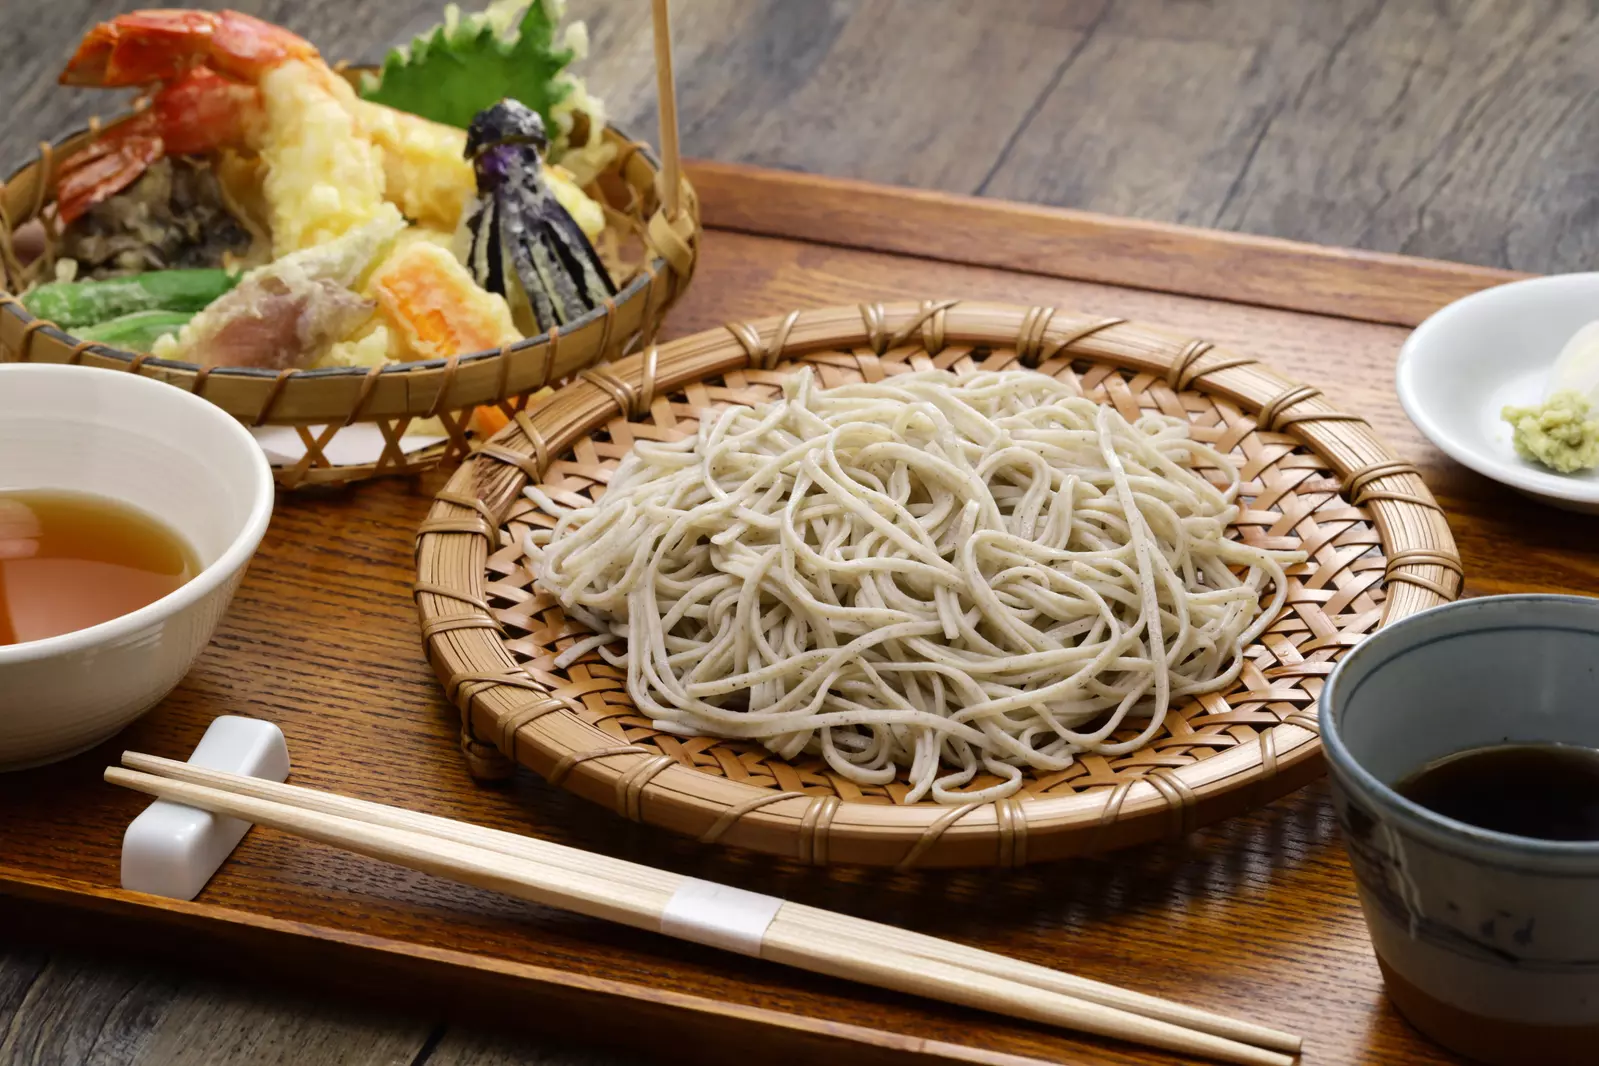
1321;594;1599;1065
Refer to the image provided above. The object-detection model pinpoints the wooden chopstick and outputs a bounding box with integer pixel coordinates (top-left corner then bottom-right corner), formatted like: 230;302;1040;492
778;905;1302;1055
119;753;1298;1054
108;757;1298;1066
119;753;1297;1054
119;753;679;893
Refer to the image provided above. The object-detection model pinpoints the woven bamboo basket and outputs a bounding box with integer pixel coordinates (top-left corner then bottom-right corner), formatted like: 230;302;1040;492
415;300;1463;868
0;85;699;489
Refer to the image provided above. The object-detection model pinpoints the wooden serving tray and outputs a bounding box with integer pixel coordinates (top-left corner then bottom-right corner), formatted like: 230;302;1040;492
0;163;1536;1066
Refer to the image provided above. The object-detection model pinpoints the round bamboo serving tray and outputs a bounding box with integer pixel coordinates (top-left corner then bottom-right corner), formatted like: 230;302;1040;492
0;102;699;490
415;300;1463;868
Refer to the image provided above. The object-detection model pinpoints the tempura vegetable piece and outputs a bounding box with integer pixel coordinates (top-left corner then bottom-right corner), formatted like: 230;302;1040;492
76;310;193;351
370;240;521;360
1503;391;1599;473
544;17;614;185
459;101;614;336
58;158;253;278
403;226;459;251
348;98;475;232
212;150;273;262
320;321;394;368
157;276;370;370
154;205;404;369
545;164;604;243
348;4;610;236
467;395;538;438
259;60;388;254
352;102;602;240
22;268;237;328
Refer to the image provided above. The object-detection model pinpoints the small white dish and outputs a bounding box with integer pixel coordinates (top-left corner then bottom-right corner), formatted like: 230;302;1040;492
0;364;274;769
1398;272;1599;513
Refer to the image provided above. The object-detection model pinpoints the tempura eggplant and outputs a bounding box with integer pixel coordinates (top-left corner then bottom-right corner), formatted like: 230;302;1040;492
458;100;614;337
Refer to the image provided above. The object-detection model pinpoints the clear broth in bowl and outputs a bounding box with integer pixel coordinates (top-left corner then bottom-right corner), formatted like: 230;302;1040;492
0;490;198;646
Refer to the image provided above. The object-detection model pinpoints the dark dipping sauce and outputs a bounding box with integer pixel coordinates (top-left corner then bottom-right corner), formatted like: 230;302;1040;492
1395;743;1599;841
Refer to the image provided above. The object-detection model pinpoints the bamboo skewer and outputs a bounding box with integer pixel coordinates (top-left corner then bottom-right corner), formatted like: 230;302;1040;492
119;755;1295;1051
109;756;1299;1065
650;0;682;220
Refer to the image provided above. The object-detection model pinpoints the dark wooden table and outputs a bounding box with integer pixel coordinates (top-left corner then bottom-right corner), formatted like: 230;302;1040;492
2;1;1594;1064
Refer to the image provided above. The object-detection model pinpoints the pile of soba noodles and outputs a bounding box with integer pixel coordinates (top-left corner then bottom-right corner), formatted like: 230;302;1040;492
521;368;1303;803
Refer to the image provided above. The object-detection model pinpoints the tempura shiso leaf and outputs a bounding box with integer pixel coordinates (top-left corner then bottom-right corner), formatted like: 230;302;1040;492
459;100;615;336
359;1;576;139
1503;391;1599;473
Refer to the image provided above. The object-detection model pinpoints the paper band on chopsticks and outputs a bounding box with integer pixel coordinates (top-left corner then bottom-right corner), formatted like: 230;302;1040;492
659;877;783;956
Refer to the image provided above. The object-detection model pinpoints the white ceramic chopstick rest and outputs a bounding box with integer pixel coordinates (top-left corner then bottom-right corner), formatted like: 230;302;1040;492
120;716;290;900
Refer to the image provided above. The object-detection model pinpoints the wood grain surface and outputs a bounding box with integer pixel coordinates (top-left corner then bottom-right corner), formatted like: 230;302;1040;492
687;161;1525;329
1;1;1590;1064
0;951;434;1066
6;0;1599;274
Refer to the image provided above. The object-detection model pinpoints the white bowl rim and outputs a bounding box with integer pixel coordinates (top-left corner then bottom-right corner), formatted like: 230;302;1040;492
1396;271;1599;505
0;363;274;665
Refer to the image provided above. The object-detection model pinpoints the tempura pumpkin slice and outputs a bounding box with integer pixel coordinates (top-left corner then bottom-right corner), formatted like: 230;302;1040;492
370;241;521;361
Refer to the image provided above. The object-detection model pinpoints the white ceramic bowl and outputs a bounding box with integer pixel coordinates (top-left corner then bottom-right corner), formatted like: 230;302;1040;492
1397;272;1599;513
0;364;273;769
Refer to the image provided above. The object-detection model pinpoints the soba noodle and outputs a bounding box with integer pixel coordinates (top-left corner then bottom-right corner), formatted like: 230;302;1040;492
523;368;1303;804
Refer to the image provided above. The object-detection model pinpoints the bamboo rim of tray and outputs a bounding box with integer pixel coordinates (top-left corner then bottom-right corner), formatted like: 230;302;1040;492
0;87;700;489
415;300;1463;868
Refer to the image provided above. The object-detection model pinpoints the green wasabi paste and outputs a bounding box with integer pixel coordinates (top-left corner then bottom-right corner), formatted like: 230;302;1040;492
1502;390;1599;473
